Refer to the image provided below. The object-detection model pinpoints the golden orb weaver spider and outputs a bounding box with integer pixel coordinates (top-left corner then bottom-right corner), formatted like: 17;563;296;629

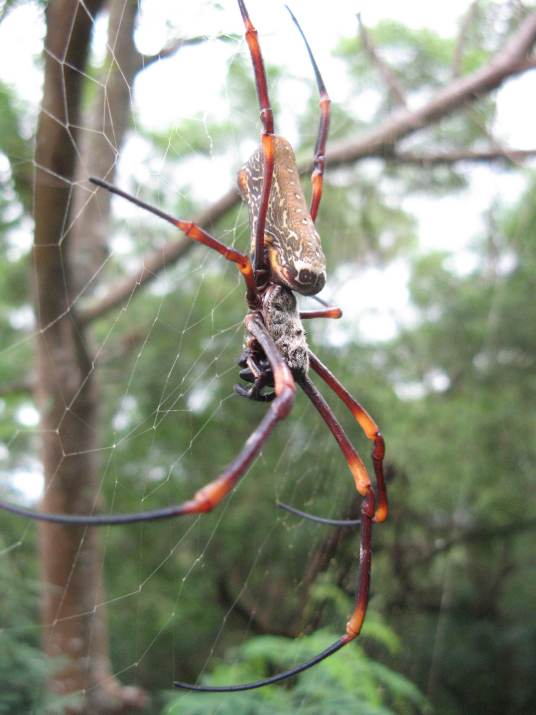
0;0;388;692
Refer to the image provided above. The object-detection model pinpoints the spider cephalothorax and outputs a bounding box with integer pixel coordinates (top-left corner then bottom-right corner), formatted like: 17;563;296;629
0;0;388;695
261;285;309;374
235;284;308;402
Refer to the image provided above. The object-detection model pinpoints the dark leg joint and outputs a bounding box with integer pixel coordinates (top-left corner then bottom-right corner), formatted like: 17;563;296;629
234;383;276;402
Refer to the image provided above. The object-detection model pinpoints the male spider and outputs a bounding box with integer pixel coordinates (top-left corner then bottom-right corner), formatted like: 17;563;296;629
0;0;388;692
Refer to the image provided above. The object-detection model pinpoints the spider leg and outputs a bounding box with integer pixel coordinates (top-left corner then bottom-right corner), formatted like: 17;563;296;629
279;351;388;526
286;6;331;222
277;501;360;527
234;354;275;402
238;0;275;276
89;177;259;308
282;353;387;526
175;638;347;692
174;408;374;693
300;307;342;320
0;316;294;526
300;294;342;320
297;374;375;640
234;385;275;402
298;375;374;504
309;351;388;523
175;375;375;692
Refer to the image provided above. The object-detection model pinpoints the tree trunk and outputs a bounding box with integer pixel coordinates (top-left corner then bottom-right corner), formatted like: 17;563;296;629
34;1;145;711
70;0;142;297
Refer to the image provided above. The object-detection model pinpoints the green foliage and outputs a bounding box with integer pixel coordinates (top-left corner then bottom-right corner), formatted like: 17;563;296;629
373;176;536;714
164;622;425;715
0;536;77;713
0;81;34;208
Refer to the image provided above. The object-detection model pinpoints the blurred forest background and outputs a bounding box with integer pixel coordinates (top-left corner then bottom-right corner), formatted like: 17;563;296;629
0;0;535;713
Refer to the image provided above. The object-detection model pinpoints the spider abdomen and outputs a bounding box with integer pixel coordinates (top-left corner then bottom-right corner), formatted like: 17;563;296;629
262;285;309;375
238;136;326;296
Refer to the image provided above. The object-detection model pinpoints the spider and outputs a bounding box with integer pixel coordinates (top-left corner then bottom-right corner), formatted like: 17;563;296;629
0;0;388;692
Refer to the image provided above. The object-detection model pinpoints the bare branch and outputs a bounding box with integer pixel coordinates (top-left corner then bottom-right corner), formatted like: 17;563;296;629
326;11;536;168
0;379;35;397
513;55;536;71
139;33;236;71
140;33;236;72
451;1;479;78
217;576;297;638
140;36;204;70
390;147;536;166
357;13;407;108
410;516;536;569
79;186;238;324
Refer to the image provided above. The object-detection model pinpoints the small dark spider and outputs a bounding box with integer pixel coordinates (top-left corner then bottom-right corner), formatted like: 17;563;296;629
0;1;388;692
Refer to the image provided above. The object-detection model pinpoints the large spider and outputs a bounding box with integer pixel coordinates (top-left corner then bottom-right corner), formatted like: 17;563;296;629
1;0;388;692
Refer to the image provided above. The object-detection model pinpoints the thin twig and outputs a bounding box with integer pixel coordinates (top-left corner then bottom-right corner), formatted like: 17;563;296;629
357;13;407;107
451;1;480;78
139;33;237;71
390;147;536;166
410;516;536;569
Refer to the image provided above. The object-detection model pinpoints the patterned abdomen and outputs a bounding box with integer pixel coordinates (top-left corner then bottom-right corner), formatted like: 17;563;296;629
238;136;326;296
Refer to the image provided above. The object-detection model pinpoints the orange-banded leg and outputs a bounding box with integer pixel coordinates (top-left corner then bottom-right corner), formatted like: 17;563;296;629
175;374;375;692
286;6;331;222
298;375;375;641
238;0;275;275
278;352;387;527
0;316;295;527
89;177;259;308
310;351;387;522
300;294;342;321
299;376;373;500
176;506;372;692
300;307;342;320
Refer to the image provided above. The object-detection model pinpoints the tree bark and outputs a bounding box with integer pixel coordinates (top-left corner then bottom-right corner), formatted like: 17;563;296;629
69;0;141;297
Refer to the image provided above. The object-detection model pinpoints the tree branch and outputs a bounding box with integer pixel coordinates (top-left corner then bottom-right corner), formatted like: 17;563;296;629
389;147;536;166
216;576;297;638
513;55;536;71
410;516;536;569
326;11;536;169
357;13;407;108
139;33;235;70
79;186;238;324
451;1;479;78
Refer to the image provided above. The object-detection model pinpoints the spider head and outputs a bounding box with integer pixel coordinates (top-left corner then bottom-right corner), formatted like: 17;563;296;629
262;285;309;376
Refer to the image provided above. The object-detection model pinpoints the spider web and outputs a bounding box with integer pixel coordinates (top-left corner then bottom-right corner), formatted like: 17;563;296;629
0;1;534;712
